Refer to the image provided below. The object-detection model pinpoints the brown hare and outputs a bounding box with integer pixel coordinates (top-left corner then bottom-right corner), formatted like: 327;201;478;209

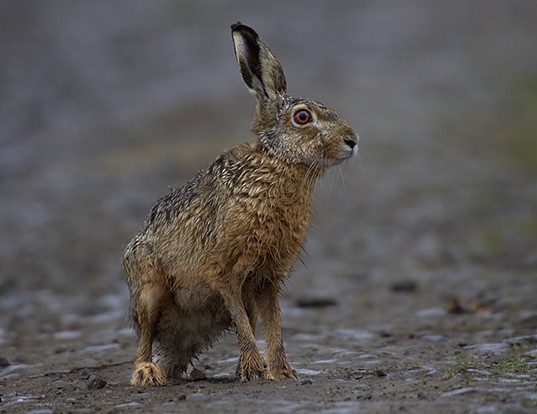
123;22;358;386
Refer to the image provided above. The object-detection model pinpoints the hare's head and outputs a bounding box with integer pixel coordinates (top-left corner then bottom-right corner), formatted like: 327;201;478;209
231;23;358;169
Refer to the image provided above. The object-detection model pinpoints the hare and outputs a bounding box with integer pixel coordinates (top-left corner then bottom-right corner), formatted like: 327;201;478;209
123;22;358;386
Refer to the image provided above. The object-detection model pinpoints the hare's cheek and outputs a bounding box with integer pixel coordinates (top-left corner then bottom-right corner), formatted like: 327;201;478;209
295;130;320;153
324;142;349;163
307;137;326;159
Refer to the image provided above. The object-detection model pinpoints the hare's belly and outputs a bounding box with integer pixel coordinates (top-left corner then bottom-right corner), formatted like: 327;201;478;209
165;286;232;337
155;288;232;374
173;286;225;312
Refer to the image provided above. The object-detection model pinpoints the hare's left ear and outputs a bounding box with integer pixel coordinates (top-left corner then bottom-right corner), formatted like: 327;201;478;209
231;23;287;100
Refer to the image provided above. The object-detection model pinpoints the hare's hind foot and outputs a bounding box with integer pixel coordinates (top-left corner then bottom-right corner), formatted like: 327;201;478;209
131;362;168;386
271;367;298;380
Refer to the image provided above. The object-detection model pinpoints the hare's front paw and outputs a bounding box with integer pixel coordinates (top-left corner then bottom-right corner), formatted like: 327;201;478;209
239;366;274;383
236;358;274;383
271;367;298;380
131;362;168;386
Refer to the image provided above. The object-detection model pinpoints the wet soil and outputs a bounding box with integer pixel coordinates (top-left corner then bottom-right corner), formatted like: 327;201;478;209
1;1;537;413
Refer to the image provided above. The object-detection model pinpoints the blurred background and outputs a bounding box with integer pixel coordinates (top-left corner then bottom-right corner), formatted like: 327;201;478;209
1;1;536;345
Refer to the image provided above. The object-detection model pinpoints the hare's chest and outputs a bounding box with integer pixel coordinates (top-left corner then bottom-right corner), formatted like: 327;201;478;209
226;192;311;260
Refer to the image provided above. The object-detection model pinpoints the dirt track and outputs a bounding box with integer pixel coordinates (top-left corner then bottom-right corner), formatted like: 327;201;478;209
1;1;537;413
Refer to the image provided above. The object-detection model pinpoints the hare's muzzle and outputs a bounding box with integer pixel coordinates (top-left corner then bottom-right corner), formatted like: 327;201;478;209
343;134;359;158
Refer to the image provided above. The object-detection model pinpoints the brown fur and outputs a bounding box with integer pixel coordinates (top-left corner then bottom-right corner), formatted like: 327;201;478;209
123;23;358;386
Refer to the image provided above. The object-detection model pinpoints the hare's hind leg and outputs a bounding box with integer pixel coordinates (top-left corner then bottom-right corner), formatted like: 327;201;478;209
130;280;168;386
152;307;191;382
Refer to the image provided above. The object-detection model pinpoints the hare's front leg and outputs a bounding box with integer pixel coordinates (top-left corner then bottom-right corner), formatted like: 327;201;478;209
219;287;273;382
259;284;298;380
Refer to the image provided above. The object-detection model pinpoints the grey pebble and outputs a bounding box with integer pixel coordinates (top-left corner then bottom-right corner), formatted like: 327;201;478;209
0;355;10;367
87;374;107;390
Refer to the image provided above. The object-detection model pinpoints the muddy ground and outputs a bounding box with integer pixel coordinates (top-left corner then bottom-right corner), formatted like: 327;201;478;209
1;1;537;413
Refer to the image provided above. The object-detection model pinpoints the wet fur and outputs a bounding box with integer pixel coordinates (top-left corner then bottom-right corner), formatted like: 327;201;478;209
123;23;358;386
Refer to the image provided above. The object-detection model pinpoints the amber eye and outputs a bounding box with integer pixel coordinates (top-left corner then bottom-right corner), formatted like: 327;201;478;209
292;109;312;125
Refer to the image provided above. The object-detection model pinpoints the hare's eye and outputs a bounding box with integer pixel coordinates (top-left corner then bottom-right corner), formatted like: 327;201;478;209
292;109;312;126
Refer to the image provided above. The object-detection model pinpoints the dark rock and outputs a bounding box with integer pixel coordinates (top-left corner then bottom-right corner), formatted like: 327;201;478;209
374;369;387;377
390;280;418;293
295;294;338;308
0;356;10;367
300;379;313;385
87;374;107;390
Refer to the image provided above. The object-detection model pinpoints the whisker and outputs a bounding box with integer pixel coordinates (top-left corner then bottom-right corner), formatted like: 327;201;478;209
328;163;337;195
301;161;318;195
338;164;350;204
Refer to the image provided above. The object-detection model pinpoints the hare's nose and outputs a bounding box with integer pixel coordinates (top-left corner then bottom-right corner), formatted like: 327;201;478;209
344;138;357;149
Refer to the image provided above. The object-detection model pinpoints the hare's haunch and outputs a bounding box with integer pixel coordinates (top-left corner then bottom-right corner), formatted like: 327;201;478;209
123;23;358;386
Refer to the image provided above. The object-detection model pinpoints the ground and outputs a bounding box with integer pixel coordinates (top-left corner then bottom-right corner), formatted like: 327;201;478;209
1;1;537;413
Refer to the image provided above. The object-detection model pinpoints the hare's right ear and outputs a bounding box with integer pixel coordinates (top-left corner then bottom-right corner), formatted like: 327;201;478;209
231;23;287;100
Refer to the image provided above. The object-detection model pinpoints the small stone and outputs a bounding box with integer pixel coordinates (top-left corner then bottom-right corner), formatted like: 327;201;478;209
178;394;187;401
54;346;67;354
379;330;392;338
87;374;107;390
190;368;207;381
390;280;418;293
80;368;92;379
296;294;338;308
0;355;10;367
300;379;313;385
374;368;387;377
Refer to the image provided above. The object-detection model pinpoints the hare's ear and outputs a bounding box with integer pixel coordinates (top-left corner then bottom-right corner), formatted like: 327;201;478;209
231;23;287;100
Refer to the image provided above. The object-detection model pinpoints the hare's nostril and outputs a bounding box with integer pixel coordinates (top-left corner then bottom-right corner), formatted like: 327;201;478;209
344;139;356;149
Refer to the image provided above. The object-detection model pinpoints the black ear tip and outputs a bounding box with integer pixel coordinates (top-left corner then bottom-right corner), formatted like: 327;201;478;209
231;22;244;31
231;22;258;39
